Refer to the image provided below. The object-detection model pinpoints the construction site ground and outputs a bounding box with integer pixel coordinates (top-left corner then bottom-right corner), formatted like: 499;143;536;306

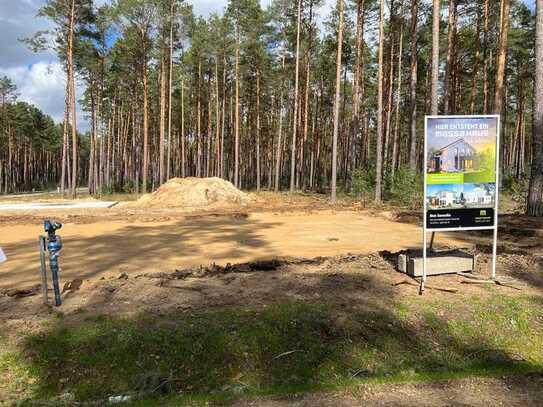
1;191;542;405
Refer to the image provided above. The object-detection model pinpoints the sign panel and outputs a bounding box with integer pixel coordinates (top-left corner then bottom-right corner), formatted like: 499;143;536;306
424;116;499;230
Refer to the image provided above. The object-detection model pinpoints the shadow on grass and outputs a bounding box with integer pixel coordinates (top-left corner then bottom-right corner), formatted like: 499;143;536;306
13;283;542;404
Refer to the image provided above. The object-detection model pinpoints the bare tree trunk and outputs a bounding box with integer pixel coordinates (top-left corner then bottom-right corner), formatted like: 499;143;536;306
352;0;366;170
391;21;404;178
159;56;166;184
275;56;285;193
215;57;221;177
384;33;395;174
88;85;96;194
68;0;77;198
206;80;212;178
61;79;70;195
234;28;240;187
469;3;482;114
197;59;202;178
528;0;543;217
482;0;490;113
256;69;261;191
408;0;418;171
221;56;227;179
331;0;344;203
494;0;511;183
443;0;456;114
431;0;440;115
180;76;185;178
167;1;174;181
493;0;510;116
142;34;149;193
375;0;385;202
290;0;302;192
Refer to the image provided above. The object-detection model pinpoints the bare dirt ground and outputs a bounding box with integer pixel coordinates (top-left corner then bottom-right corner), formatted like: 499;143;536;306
0;196;463;290
1;192;542;405
234;374;543;406
1;191;541;310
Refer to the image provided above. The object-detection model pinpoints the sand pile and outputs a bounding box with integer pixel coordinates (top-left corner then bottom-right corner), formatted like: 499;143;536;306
130;177;249;208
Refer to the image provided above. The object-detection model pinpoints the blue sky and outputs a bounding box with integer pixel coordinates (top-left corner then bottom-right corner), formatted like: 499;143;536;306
0;0;536;132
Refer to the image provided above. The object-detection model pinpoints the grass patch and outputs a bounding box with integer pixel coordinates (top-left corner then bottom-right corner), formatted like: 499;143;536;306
2;296;543;405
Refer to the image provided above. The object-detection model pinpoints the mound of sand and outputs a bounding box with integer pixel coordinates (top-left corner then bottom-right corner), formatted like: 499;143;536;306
130;177;249;208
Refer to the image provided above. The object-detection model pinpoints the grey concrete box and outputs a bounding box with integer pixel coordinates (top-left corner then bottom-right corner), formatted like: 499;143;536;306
397;251;474;277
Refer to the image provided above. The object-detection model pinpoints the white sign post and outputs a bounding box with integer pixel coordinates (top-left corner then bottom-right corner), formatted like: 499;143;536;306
422;115;500;293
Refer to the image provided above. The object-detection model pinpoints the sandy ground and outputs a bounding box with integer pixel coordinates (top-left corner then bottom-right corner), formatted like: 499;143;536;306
0;201;118;210
0;210;464;290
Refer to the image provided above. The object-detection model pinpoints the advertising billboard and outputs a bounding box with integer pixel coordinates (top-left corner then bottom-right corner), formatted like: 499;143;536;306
424;116;500;231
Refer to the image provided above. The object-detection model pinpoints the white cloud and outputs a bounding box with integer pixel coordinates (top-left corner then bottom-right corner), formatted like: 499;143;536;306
0;62;88;132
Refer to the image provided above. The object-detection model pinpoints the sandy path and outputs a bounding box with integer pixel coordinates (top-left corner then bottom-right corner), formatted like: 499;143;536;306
0;211;457;289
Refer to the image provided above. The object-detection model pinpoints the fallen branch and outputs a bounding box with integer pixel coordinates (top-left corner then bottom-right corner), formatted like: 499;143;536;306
273;350;301;360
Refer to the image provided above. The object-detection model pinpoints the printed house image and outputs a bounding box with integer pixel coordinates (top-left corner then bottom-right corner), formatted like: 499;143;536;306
429;138;476;172
428;190;459;207
464;186;494;206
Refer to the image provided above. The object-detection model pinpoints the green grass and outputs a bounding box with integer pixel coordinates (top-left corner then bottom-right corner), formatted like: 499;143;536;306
1;296;542;405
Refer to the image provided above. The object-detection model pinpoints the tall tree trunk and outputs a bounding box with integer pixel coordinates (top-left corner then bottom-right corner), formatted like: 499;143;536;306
482;0;490;113
384;30;396;175
215;57;221;177
197;59;202;178
352;0;366;171
167;1;174;181
290;0;302;192
375;0;385;202
159;56;166;184
61;79;70;195
206;79;212;178
443;0;456;114
469;2;482;114
88;85;96;194
275;56;285;192
221;55;227;179
494;0;511;184
68;0;77;198
180;76;185;178
331;0;344;203
142;33;149;193
430;0;440;115
493;0;510;116
391;21;404;178
234;27;240;187
256;69;261;191
528;0;543;217
408;0;418;171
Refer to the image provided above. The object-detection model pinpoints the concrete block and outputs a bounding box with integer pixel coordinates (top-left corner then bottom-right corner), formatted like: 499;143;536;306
406;252;474;277
398;254;407;273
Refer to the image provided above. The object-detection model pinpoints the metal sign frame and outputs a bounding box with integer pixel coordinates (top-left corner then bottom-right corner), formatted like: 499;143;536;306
422;115;500;292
